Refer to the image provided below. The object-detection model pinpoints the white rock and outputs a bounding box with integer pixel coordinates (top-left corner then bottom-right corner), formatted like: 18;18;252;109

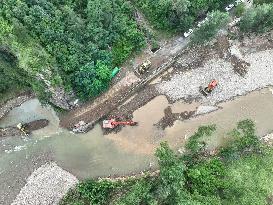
195;105;219;115
11;162;78;205
156;49;273;105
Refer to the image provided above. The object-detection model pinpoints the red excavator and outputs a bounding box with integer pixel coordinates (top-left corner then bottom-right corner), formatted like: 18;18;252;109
102;118;138;129
201;80;218;96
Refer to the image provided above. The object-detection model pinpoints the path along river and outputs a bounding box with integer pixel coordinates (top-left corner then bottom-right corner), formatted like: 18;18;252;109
1;88;273;204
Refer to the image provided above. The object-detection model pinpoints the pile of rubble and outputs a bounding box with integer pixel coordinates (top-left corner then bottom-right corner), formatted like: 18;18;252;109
11;163;78;205
156;48;273;105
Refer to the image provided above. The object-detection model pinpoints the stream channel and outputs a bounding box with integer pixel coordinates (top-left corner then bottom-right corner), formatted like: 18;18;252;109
0;88;273;203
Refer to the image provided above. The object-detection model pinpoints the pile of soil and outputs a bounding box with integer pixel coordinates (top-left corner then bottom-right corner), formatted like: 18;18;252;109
0;119;49;137
25;119;49;131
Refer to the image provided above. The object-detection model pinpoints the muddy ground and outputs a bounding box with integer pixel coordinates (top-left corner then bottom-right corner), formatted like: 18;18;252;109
59;35;189;131
103;30;273;133
39;29;273;135
0;119;49;138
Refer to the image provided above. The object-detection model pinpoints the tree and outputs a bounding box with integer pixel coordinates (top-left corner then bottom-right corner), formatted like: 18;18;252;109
190;11;230;45
156;142;191;204
1;0;145;103
73;61;111;100
133;0;193;31
239;3;273;33
185;125;216;154
234;3;246;17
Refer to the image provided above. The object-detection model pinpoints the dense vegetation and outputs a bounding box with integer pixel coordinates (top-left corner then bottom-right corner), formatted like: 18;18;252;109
190;11;230;45
0;0;145;101
239;3;273;33
61;119;273;205
1;0;273;104
133;0;233;31
0;0;236;103
254;0;273;4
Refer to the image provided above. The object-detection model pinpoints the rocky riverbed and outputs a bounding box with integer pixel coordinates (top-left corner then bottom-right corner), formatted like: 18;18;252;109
11;163;78;205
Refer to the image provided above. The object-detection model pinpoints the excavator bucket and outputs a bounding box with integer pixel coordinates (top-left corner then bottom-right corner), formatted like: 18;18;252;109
201;87;211;96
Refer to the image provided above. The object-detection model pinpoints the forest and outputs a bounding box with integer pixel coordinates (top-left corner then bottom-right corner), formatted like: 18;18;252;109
61;120;273;205
1;0;273;104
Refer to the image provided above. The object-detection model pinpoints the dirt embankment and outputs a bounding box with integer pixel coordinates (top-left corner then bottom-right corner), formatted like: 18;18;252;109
0;91;34;120
0;119;49;138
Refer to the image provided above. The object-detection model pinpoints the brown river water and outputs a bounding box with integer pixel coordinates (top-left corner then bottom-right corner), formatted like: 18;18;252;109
0;88;273;186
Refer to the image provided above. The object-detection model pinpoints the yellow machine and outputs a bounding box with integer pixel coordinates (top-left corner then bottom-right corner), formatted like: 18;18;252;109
138;60;151;74
17;123;29;136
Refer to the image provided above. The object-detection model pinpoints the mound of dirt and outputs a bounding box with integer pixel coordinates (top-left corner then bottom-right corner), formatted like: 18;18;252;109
0;119;49;137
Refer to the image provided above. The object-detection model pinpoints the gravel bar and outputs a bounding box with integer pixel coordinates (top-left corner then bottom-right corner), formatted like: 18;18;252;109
11;162;78;205
156;49;273;105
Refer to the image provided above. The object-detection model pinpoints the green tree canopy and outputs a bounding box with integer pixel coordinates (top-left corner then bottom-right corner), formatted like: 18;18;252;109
190;11;230;45
73;61;111;100
239;3;273;33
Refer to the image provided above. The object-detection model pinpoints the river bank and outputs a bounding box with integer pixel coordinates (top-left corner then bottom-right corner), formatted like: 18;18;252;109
1;87;273;204
0;91;34;120
0;30;273;205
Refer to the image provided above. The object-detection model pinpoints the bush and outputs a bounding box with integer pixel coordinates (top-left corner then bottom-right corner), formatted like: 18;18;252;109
73;61;111;101
78;179;117;205
220;119;262;161
186;158;230;196
234;3;246;17
185;125;216;154
115;179;155;205
239;3;273;33
190;11;230;45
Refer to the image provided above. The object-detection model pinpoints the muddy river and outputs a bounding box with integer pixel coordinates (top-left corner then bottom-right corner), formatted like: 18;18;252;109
0;88;273;204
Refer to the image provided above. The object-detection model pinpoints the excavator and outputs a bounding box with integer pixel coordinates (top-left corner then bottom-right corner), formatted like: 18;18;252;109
16;123;29;136
201;80;218;96
102;118;138;129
